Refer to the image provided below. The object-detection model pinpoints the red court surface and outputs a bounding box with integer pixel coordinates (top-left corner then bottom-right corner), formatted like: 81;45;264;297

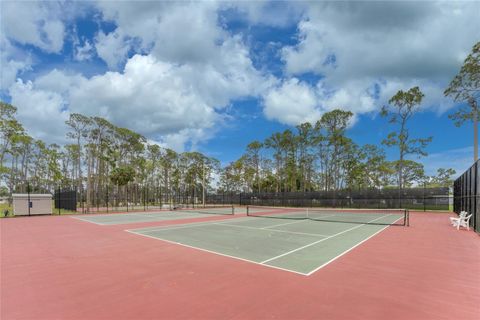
1;211;479;319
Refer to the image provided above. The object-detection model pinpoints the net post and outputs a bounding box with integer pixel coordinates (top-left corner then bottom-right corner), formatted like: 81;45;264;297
406;209;409;226
246;206;249;216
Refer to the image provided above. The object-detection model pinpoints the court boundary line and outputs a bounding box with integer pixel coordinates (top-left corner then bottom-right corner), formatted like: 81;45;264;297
260;214;392;264
125;229;309;276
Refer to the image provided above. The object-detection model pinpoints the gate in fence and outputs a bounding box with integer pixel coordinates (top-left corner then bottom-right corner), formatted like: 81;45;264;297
54;188;77;212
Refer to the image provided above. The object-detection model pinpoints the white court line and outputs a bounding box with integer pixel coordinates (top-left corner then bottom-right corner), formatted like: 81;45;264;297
125;229;309;276
70;216;108;225
217;223;329;238
306;216;404;276
260;214;393;264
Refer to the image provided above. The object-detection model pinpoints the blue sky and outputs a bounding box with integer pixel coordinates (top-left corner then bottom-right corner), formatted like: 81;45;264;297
1;1;479;177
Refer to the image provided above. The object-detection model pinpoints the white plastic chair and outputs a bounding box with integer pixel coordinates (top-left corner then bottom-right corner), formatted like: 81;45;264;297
451;213;472;230
450;211;467;225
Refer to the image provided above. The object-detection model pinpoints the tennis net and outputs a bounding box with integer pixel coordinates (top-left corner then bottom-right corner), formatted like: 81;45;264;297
173;204;234;215
246;206;408;226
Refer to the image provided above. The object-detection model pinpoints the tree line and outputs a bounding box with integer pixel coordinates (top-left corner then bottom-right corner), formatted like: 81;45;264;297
219;105;452;193
0;99;453;201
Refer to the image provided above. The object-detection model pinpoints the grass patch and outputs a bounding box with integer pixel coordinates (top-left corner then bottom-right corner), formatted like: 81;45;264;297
0;203;13;218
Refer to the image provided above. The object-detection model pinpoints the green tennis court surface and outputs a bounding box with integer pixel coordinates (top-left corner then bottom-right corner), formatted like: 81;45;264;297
73;206;234;225
127;214;402;275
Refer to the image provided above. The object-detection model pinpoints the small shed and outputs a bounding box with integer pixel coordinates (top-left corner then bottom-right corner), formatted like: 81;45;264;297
12;194;53;216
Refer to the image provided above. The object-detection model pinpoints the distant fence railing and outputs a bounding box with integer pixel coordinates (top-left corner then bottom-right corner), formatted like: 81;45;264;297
207;187;451;211
454;160;479;233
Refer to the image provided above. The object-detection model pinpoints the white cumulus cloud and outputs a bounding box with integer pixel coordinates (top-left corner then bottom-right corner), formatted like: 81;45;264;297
1;1;66;53
263;78;322;125
276;1;480;121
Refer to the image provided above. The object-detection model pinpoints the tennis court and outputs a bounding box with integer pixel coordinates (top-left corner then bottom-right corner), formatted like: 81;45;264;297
2;209;479;320
74;205;234;225
127;207;408;275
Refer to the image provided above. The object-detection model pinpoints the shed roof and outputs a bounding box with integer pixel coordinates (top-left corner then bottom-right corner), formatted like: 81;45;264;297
12;194;53;199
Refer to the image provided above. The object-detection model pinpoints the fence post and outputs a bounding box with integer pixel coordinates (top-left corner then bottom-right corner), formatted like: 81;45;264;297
58;187;61;215
27;182;31;216
160;186;163;210
423;182;426;212
106;185;109;213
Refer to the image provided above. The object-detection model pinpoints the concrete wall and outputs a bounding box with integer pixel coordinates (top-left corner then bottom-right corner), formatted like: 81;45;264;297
12;194;52;216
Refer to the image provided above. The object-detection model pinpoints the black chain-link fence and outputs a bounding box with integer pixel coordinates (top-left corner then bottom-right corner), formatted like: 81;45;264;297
54;188;77;213
454;160;479;233
207;187;451;211
50;185;451;214
73;184;204;213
